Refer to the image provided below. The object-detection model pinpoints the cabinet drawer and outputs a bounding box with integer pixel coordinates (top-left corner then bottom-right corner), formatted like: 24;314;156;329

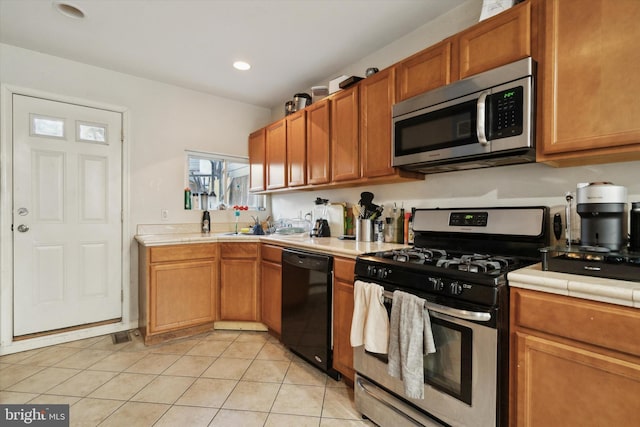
220;242;259;259
334;257;355;283
512;288;640;357
150;243;217;263
261;244;282;263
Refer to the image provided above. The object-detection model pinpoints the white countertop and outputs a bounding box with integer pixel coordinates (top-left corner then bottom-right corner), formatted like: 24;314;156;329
135;232;407;259
508;263;640;308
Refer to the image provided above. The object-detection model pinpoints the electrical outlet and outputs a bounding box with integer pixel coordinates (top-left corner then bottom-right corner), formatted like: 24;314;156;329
161;209;169;221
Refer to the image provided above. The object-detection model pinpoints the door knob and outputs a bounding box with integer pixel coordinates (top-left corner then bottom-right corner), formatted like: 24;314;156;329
17;224;29;233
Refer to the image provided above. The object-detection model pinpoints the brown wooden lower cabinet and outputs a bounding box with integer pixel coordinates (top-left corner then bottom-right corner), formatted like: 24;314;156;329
139;243;218;344
219;242;260;321
332;257;356;382
510;288;640;426
260;244;282;335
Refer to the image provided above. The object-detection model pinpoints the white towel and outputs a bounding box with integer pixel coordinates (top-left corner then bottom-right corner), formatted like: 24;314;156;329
350;280;389;354
387;290;436;400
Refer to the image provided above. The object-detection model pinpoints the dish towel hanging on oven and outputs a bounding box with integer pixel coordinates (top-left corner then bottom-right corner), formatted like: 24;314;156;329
387;290;436;399
350;280;389;354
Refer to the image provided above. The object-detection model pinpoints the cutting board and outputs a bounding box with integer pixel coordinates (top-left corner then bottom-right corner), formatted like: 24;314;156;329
326;203;346;237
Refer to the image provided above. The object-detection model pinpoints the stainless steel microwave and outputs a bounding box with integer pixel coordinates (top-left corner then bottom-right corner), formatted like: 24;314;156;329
392;57;535;174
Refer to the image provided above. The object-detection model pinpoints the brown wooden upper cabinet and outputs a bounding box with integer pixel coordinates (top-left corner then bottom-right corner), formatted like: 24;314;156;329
360;67;396;178
331;86;360;182
536;0;640;166
265;119;287;190
306;99;331;185
286;110;306;187
395;40;453;102
248;128;265;192
457;1;531;80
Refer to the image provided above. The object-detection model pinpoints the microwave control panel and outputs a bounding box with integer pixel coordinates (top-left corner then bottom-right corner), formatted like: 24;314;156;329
488;86;523;139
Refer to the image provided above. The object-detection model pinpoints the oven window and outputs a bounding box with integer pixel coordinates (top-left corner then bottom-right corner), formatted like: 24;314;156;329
425;318;472;405
366;313;473;405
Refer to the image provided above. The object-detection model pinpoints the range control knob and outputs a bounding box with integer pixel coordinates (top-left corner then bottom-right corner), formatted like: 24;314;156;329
449;281;463;295
379;268;390;279
367;265;377;277
428;277;443;291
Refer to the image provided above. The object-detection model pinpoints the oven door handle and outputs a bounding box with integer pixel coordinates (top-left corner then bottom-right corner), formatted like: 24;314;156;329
383;290;492;322
476;90;490;146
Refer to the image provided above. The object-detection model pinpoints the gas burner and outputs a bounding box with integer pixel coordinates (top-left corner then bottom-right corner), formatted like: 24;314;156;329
435;254;517;273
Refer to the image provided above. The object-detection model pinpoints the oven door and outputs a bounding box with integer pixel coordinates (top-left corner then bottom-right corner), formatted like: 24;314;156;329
354;295;498;427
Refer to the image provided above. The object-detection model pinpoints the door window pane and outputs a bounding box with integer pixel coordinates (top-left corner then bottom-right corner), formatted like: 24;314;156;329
77;121;108;143
30;114;65;138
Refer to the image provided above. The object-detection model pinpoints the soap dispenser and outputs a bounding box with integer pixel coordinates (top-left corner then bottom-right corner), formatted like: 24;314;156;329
202;210;211;233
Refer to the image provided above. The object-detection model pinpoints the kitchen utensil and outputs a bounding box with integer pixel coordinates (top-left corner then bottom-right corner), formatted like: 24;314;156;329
285;100;295;116
365;67;379;77
293;93;311;111
355;219;374;242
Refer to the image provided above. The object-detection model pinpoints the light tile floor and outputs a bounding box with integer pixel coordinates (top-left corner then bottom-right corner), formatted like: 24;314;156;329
0;330;376;427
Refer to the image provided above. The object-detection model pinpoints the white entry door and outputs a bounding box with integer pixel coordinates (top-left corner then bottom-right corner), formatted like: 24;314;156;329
12;94;123;336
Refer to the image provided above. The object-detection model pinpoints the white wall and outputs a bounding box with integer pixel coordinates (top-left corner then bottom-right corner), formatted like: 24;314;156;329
268;0;640;224
0;43;272;329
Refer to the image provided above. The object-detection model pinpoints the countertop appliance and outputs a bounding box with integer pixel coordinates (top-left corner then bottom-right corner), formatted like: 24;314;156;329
392;57;535;174
541;245;640;282
281;248;340;380
353;206;549;426
576;182;628;251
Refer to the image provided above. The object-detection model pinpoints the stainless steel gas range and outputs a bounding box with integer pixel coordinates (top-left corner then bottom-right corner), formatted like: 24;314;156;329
353;207;549;427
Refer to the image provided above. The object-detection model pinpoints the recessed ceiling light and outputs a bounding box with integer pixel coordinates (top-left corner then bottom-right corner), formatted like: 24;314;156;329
53;1;85;19
233;61;251;71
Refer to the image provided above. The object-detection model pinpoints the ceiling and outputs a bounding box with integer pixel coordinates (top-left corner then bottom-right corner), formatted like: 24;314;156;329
0;0;467;108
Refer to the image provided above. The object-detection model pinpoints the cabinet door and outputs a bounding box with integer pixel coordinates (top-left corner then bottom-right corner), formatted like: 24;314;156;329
361;67;396;178
512;331;640;427
537;0;640;165
149;260;216;334
333;257;355;382
220;258;260;321
458;1;531;79
286;110;306;187
395;40;453;102
333;279;355;382
331;87;360;182
248;128;266;192
266;119;287;190
261;260;282;334
306;99;331;185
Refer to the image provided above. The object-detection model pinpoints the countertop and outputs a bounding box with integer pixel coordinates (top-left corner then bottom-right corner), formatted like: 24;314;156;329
134;232;407;259
508;263;640;308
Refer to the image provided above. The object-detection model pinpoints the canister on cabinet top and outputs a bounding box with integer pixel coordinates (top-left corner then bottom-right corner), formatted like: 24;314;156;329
630;202;640;252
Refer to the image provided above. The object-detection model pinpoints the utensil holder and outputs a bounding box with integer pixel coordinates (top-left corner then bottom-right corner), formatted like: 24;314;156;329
356;219;374;242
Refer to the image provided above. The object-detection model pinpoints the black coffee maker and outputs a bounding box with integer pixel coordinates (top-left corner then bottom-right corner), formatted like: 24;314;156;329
311;197;331;237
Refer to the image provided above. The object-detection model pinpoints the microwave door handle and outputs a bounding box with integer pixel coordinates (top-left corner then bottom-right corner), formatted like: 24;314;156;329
476;91;489;146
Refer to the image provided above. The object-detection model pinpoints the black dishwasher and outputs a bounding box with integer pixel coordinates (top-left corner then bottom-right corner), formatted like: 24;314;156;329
281;248;339;380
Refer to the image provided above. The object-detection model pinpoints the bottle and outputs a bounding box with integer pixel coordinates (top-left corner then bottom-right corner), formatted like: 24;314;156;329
202;210;210;234
192;192;200;210
396;208;405;244
184;188;191;210
408;210;415;245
